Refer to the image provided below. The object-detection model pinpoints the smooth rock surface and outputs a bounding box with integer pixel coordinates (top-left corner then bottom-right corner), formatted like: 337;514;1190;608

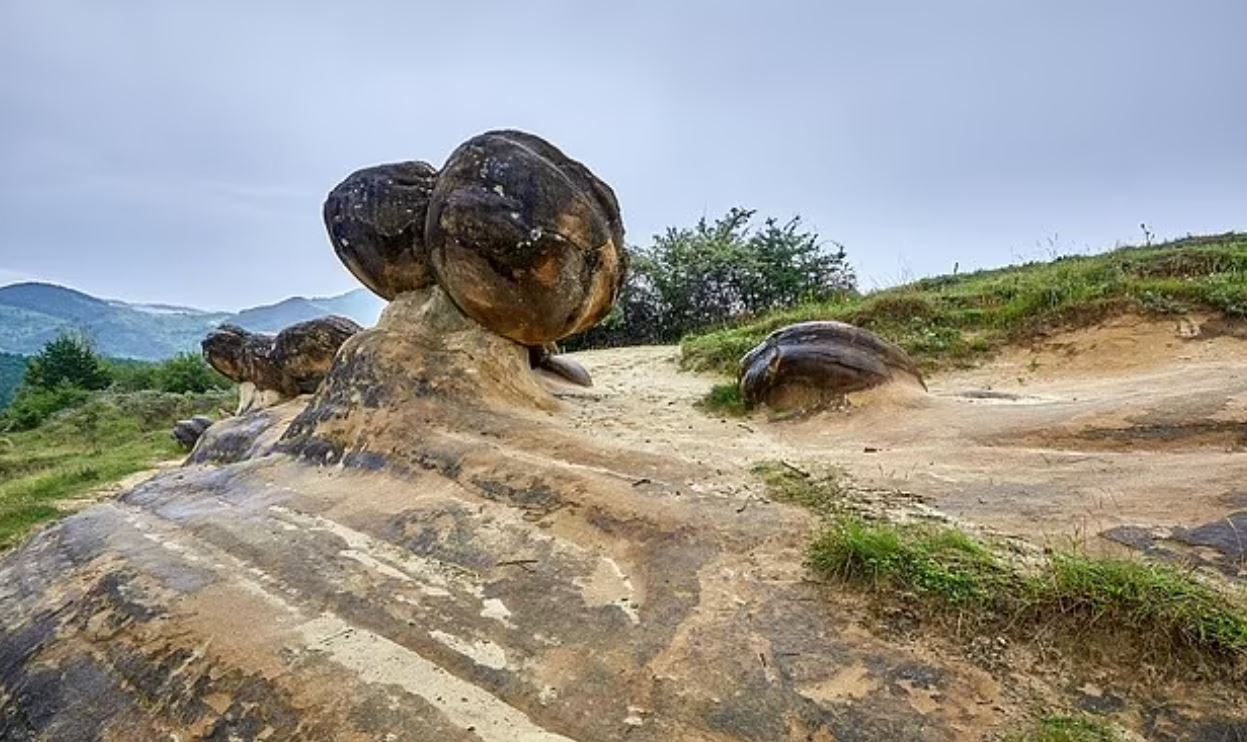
426;130;627;345
324;161;440;299
739;321;926;412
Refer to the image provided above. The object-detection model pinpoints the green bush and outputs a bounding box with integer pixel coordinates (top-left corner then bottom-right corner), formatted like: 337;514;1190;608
107;353;229;394
4;385;91;431
22;334;110;392
153;353;230;394
565;208;856;349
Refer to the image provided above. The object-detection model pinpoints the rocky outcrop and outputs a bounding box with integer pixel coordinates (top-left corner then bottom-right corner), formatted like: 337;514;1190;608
272;316;363;394
323;129;621;379
171;415;213;450
739;321;926;412
426;130;627;345
324;161;439;300
202;316;362;410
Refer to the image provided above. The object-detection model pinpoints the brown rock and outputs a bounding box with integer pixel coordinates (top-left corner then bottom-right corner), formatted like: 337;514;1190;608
426;130;627;345
272;315;363;393
324;161;439;299
201;325;285;391
739;321;925;411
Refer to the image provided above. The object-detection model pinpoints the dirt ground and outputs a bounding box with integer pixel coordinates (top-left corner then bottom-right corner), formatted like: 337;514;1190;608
568;313;1247;575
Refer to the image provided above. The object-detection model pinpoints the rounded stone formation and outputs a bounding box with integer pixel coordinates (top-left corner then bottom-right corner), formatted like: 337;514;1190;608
426;130;627;345
202;317;362;397
272;316;364;393
739;321;926;411
202;325;285;391
324;161;439;300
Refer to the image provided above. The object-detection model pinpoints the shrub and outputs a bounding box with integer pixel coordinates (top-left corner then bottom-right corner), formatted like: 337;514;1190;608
565;208;856;349
4;385;91;431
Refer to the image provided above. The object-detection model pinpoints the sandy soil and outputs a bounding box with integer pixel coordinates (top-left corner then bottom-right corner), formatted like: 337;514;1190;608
568;313;1247;569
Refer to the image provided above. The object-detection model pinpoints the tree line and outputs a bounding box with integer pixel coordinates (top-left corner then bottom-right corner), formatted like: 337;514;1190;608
564;208;856;349
1;335;230;431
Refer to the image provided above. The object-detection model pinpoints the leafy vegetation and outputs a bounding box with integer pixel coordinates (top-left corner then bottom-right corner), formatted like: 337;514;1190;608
697;383;748;416
1008;715;1120;742
0;353;27;410
0;334;236;550
2;334;230;428
565;208;855;349
755;461;1247;675
0;388;232;550
683;232;1247;375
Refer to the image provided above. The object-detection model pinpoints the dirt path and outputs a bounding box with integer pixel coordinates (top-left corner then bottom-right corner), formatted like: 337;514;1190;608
570;314;1247;576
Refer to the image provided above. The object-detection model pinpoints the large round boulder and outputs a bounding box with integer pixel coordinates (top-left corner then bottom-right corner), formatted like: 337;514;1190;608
201;325;285;391
324;161;439;300
425;130;627;345
739;321;925;412
271;315;363;393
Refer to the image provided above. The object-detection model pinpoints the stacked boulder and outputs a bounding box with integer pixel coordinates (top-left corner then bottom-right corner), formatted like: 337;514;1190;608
323;129;625;386
202;316;362;413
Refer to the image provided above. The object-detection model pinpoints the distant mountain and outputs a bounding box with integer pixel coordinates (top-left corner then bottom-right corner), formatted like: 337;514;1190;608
0;282;384;360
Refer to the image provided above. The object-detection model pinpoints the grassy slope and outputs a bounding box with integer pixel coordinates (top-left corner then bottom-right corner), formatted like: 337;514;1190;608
682;232;1247;375
753;462;1247;677
0;389;232;550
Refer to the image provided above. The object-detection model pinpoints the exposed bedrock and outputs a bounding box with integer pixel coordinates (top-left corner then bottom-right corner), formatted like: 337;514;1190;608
426;130;627;345
323;161;439;299
171;415;213;450
279;287;558;465
202;316;362;410
739;321;926;412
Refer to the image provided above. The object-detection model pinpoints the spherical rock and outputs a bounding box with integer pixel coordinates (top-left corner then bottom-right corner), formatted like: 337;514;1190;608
202;325;285;391
172;415;214;450
426;130;626;345
271;316;363;393
739;321;926;412
324;161;439;300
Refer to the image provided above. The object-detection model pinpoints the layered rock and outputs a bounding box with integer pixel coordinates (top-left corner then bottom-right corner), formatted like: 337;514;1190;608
739;321;926;412
323;161;439;299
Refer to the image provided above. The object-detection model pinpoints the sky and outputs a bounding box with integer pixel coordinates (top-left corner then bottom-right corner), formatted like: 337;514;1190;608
0;1;1244;310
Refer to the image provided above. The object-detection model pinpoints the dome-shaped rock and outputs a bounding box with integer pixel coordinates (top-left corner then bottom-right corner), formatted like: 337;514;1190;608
271;315;363;393
202;324;284;391
739;321;925;412
324;161;439;299
426;130;626;345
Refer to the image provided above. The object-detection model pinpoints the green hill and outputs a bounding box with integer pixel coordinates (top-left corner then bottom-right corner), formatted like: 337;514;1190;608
681;232;1247;375
0;283;384;360
0;354;27;410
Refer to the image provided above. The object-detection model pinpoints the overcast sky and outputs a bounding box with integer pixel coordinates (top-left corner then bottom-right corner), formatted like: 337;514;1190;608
1;1;1243;309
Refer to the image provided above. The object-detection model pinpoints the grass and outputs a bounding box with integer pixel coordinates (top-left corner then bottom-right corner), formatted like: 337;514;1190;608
1009;715;1120;742
698;382;747;416
0;389;232;551
682;232;1247;375
755;461;1247;676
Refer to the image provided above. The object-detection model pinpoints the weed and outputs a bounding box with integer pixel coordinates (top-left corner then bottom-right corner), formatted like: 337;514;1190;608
754;461;1247;676
1008;714;1120;742
698;382;747;416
